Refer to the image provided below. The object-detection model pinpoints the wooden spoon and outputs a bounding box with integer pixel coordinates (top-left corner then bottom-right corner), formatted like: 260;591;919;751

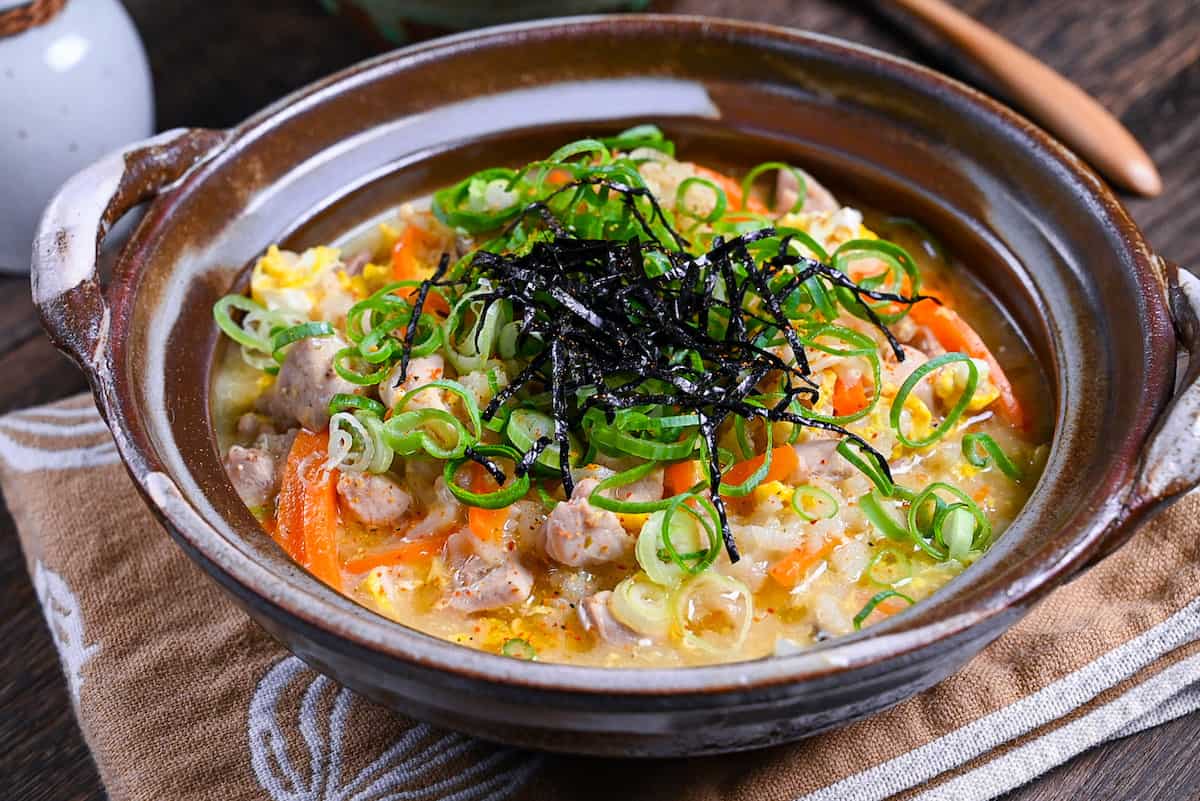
887;0;1163;197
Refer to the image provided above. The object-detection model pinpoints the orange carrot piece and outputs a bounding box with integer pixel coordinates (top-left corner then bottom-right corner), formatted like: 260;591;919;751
276;430;342;590
663;459;702;497
769;539;840;589
832;375;871;417
909;299;1026;429
721;444;800;493
342;534;448;574
467;464;510;542
390;223;450;314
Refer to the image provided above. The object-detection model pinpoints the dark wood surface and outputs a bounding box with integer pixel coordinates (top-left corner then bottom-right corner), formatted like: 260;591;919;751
1;1;1197;799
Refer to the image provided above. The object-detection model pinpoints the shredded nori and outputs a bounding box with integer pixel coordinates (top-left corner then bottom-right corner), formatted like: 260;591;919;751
411;180;925;563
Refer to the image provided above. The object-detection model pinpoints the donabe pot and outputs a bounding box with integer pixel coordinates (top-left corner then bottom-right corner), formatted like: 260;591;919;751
32;15;1200;756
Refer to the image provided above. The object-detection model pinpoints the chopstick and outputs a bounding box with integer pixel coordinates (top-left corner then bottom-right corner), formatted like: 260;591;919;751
886;0;1163;197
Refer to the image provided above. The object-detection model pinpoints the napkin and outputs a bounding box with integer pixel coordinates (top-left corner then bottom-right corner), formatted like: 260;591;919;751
3;394;1199;801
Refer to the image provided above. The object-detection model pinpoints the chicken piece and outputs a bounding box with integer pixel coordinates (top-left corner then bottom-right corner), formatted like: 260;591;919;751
775;167;840;214
788;439;854;483
337;472;412;528
223;430;297;508
904;323;947;358
578;591;642;646
541;479;631;567
444;529;533;612
224;445;277;508
379;354;447;412
407;476;463;539
235;412;276;440
342;250;371;276
257;333;359;431
884;344;935;407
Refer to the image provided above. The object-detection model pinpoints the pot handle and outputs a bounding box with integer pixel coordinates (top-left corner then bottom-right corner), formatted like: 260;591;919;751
1126;261;1200;510
32;128;227;375
1087;260;1200;565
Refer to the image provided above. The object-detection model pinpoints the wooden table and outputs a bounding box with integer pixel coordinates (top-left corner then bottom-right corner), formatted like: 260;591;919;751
1;1;1196;799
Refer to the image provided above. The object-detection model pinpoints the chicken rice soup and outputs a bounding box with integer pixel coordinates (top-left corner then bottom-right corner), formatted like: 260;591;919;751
212;127;1050;666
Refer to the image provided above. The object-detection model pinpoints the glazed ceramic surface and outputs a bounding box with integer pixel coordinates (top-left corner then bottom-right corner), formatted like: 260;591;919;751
0;0;152;273
31;16;1200;755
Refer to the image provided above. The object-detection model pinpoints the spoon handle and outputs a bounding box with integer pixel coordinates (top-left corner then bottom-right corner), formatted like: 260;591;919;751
889;0;1162;197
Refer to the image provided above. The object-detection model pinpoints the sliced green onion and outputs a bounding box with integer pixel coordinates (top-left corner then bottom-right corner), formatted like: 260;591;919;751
891;353;978;448
939;505;978;561
853;590;914;630
865;547;913;588
432;167;523;232
384;408;472;460
333;347;392;386
501;638;536;660
328;393;384;418
740;162;807;214
213;294;271;351
674;177;727;224
635;500;718;587
610;573;671;637
443;444;530;509
910;482;991;553
859;490;911;543
791;485;839;521
837;439;895;496
671;573;753;654
588;461;674;514
962;433;1023;480
505;407;579;472
584;408;698;461
270;321;334;363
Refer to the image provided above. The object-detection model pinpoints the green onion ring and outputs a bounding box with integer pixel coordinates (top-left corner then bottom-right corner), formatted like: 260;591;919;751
791;485;838;521
853;590;914;630
443;444;530;509
891;353;978;449
962;433;1023;480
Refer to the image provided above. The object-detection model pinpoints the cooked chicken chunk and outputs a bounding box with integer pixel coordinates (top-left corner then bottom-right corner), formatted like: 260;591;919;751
541;479;631;567
222;430;296;509
379;354;447;412
337;472;412;528
775;167;839;214
579;591;642;646
257;333;359;431
789;439;854;483
444;529;533;612
224;445;277;508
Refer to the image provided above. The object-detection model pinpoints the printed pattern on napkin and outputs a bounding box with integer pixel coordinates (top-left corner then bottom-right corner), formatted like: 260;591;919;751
249;655;539;801
2;394;1199;801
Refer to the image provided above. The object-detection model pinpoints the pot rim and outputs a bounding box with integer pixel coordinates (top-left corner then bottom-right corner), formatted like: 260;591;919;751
104;14;1172;696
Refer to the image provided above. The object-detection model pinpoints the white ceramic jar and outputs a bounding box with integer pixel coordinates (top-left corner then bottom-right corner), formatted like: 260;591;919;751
0;0;153;273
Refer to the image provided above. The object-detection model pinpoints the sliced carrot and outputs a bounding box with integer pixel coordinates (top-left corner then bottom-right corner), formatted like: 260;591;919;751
721;444;800;493
909;298;1027;429
342;534;448;574
545;168;572;186
390;223;450;314
832;374;871;417
467;463;510;542
276;430;342;591
664;459;702;497
769;538;840;589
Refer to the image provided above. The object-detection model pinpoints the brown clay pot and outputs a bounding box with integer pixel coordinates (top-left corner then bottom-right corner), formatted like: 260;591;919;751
31;16;1200;756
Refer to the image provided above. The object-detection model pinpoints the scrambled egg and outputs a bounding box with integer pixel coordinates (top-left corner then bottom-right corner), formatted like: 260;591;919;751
935;358;999;412
250;245;340;314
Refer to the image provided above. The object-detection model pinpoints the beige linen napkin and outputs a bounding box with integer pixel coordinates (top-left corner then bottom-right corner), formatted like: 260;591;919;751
4;394;1200;801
